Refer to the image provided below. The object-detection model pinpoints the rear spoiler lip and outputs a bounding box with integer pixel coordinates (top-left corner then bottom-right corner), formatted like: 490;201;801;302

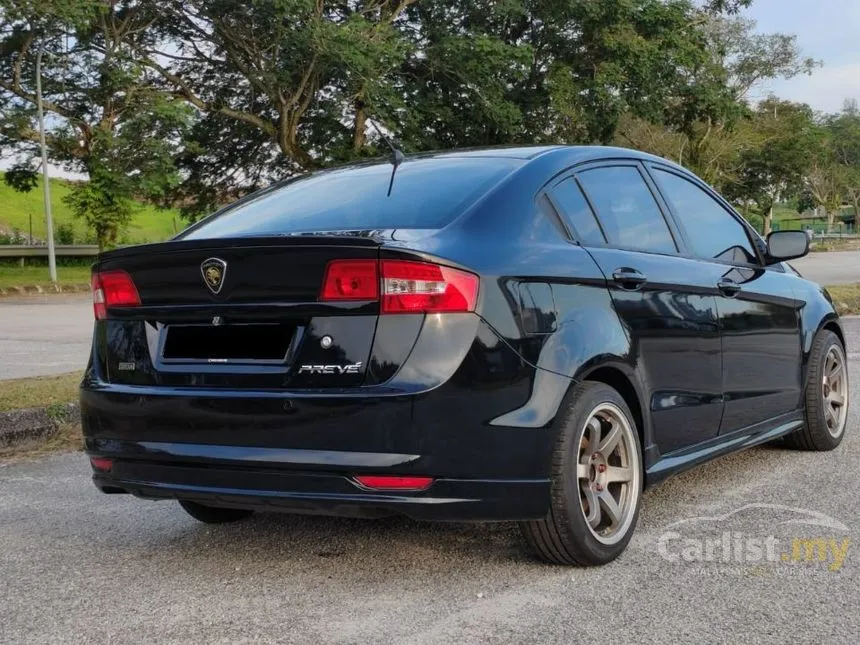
98;229;442;262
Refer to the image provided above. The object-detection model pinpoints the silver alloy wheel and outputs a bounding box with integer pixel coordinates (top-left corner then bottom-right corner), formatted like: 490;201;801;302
822;344;849;438
576;402;641;545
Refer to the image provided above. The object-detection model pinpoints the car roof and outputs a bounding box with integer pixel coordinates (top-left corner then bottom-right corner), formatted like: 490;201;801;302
411;144;678;166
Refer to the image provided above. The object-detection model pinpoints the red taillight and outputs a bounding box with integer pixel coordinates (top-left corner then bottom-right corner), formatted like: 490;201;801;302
91;270;140;320
320;259;479;313
320;259;379;301
381;260;478;313
353;475;434;491
90;457;113;472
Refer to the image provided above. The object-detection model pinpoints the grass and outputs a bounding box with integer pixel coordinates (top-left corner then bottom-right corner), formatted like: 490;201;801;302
0;264;91;289
827;283;860;317
0;173;183;244
0;372;82;413
0;423;83;462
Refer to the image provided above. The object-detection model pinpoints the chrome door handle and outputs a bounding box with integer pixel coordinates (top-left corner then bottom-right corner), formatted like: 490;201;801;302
717;277;741;297
612;268;647;291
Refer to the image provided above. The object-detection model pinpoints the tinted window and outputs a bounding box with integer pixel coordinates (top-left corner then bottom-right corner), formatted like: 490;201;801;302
181;158;519;240
548;178;606;245
653;169;757;264
577;166;677;254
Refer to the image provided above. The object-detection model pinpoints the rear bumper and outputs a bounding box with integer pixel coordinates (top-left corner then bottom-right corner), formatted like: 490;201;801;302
81;377;557;521
91;457;549;521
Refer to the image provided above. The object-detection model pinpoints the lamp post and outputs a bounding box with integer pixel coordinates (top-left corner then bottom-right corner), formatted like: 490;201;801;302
35;47;57;283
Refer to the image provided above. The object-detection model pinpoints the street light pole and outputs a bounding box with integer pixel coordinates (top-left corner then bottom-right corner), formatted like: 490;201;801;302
35;48;57;283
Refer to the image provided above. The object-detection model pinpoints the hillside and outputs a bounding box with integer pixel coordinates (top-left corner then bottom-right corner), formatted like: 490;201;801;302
0;174;183;244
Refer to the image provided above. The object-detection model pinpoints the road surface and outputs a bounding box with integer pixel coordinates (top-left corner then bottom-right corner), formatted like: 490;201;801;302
0;319;858;644
0;295;92;380
0;250;857;380
792;250;860;285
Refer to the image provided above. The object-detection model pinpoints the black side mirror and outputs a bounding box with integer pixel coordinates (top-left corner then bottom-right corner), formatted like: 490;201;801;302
766;231;809;264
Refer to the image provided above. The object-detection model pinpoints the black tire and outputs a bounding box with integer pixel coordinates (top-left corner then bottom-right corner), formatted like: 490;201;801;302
178;500;254;524
520;381;643;566
785;330;849;451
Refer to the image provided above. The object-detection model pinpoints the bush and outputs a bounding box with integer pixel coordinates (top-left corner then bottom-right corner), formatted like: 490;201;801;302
55;223;75;245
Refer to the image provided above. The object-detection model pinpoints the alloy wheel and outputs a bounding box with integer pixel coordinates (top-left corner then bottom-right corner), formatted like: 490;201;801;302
822;345;848;438
576;402;641;545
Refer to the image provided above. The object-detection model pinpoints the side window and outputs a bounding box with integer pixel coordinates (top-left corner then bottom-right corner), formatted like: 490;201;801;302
547;178;606;246
577;166;677;255
653;169;757;264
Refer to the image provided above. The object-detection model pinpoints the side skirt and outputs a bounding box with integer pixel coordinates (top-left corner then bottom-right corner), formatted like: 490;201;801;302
644;411;804;488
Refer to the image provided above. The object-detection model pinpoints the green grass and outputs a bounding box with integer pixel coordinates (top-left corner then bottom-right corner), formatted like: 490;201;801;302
0;264;91;289
0;173;183;244
0;372;81;413
827;284;860;316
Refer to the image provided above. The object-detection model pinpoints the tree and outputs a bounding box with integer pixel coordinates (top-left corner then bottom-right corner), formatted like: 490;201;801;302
803;126;845;233
826;101;860;231
0;0;191;248
725;98;817;234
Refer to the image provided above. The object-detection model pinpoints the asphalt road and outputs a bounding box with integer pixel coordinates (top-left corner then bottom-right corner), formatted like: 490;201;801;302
792;250;860;285
0;295;92;380
1;320;858;644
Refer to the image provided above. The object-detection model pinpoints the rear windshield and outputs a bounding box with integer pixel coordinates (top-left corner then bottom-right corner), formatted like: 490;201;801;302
180;157;520;240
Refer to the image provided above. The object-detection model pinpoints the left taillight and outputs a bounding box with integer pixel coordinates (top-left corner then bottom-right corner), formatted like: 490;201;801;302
91;270;140;320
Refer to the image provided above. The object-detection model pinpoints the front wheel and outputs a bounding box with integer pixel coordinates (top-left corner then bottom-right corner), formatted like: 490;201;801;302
520;381;643;566
785;330;849;451
179;500;254;524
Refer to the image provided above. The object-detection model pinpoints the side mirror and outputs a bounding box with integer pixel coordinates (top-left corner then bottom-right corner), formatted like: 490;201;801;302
766;231;809;264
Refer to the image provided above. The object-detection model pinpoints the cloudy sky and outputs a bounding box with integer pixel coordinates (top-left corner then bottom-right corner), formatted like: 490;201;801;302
745;0;860;112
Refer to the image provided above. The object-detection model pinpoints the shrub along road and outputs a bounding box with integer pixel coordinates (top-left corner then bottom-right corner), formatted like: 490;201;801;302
0;322;858;644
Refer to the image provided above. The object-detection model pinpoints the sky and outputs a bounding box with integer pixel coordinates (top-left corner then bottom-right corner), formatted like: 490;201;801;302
744;0;860;113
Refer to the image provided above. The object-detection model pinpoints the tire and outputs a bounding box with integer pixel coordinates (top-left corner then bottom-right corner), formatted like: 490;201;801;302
178;500;254;524
520;381;643;566
785;330;849;451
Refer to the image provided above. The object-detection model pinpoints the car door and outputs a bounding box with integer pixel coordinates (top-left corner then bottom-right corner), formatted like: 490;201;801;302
646;164;803;434
545;162;723;454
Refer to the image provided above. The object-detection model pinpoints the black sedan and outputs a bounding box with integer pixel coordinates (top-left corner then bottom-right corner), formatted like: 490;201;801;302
82;146;849;565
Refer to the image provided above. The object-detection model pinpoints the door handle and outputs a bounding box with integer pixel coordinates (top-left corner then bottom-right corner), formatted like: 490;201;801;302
717;277;742;297
612;268;648;291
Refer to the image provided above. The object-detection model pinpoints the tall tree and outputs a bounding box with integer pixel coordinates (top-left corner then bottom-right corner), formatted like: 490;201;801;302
725;98;816;234
0;0;191;248
826;101;860;231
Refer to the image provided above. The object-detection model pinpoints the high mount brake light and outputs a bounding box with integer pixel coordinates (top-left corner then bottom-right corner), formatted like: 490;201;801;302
320;259;478;314
91;270;141;320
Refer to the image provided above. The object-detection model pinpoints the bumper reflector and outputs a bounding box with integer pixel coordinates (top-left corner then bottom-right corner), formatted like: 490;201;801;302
90;457;114;472
354;475;434;491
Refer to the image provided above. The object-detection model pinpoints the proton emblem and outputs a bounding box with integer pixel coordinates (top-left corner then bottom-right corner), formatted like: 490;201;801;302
200;257;227;294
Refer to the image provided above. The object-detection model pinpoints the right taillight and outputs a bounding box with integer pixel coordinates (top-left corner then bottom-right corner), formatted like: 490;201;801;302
320;259;379;301
91;270;141;320
381;260;478;313
319;259;479;314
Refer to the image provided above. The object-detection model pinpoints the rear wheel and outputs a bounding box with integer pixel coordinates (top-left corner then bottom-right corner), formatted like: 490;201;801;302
785;330;848;451
178;500;254;524
520;381;643;566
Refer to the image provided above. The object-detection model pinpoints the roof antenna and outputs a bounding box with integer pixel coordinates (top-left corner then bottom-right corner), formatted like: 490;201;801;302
367;117;404;197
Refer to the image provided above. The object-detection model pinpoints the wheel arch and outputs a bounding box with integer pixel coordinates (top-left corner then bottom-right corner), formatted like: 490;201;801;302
574;361;656;481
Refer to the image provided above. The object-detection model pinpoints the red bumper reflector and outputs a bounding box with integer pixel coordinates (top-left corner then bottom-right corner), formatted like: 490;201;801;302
90;457;114;472
354;475;434;491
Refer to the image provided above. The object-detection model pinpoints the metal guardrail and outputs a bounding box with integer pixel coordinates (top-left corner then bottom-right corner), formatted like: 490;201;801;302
0;244;99;258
